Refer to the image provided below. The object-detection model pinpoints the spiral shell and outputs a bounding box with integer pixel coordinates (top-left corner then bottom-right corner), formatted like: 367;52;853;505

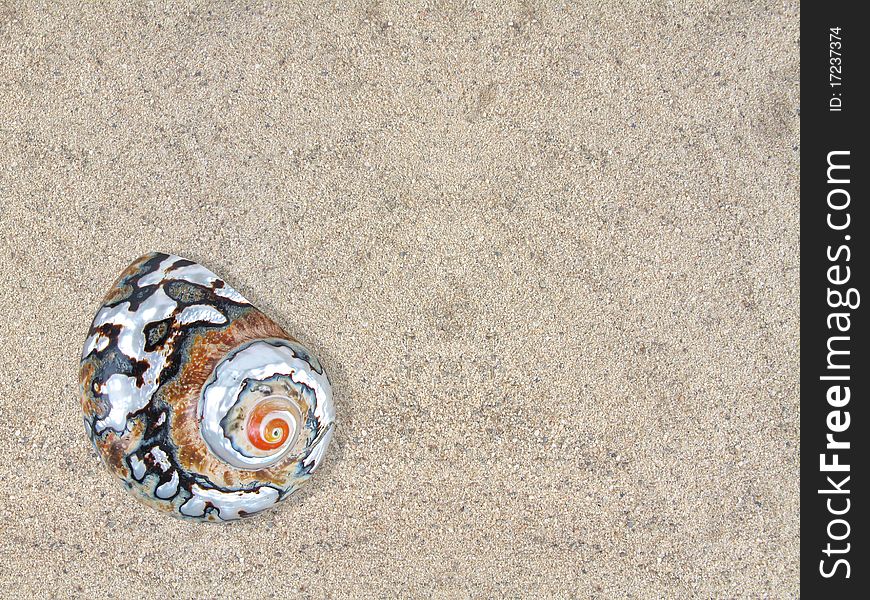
79;252;335;522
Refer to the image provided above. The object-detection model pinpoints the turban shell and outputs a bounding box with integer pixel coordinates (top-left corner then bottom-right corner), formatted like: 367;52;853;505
79;252;335;521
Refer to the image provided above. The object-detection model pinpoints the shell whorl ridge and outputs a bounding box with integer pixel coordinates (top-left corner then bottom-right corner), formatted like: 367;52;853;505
79;252;335;522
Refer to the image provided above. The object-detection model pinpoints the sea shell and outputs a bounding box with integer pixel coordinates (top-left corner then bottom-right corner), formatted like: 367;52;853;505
79;252;335;522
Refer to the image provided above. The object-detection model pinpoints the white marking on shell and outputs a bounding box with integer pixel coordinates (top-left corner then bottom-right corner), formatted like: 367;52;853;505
81;332;110;358
98;374;153;434
150;446;171;472
179;484;279;520
129;455;146;481
176;304;227;326
303;425;334;473
155;471;179;499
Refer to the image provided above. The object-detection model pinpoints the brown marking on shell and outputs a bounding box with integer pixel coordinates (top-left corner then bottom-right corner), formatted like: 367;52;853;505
160;308;301;489
95;418;146;479
79;360;101;416
101;253;155;306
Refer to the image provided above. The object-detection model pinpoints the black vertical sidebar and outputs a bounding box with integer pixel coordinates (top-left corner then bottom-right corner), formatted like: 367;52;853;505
802;4;867;596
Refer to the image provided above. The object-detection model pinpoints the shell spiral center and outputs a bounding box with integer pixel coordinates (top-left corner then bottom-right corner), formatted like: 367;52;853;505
198;339;325;470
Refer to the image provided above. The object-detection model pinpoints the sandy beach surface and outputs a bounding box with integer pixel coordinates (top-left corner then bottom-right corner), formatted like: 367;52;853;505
0;1;799;597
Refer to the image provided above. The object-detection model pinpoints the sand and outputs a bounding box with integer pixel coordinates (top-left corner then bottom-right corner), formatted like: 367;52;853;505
0;1;800;597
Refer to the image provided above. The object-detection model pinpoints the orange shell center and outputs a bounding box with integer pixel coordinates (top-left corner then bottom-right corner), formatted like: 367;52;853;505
246;401;292;451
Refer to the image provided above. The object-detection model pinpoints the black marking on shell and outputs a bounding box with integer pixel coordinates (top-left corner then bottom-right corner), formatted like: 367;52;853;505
166;258;195;272
143;318;173;352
